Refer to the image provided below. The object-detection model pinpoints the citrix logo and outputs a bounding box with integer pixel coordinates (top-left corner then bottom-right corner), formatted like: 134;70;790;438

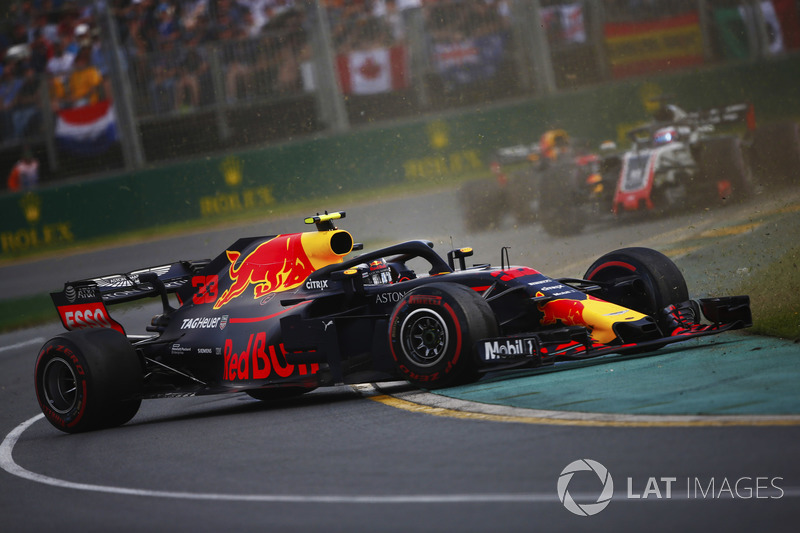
557;459;614;516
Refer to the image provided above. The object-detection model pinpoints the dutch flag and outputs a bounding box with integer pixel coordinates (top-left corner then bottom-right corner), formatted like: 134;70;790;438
55;100;119;157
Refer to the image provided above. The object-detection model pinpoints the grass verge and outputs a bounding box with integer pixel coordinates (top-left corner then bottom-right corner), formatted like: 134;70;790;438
736;244;800;341
0;293;57;333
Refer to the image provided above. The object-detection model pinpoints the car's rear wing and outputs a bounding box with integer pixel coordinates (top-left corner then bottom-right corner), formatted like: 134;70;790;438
50;260;209;334
684;102;756;130
493;143;540;166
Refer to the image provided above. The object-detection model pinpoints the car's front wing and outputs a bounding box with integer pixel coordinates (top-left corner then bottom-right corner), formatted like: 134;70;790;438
476;296;752;371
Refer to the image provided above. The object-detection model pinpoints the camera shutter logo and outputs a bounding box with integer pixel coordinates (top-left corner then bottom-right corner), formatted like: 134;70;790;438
557;459;614;516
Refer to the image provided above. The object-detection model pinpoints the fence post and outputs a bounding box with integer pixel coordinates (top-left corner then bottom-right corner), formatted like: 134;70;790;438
307;0;349;133
207;46;232;142
39;76;59;172
96;0;144;169
509;0;534;92
697;0;715;63
404;6;430;109
588;0;611;82
520;0;557;95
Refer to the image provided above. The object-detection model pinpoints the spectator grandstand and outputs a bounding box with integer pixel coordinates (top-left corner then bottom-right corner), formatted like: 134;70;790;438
1;0;799;187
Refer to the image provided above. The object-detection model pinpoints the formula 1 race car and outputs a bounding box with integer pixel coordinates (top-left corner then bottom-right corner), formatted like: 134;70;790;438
610;101;757;216
35;212;752;433
543;101;800;235
458;130;619;235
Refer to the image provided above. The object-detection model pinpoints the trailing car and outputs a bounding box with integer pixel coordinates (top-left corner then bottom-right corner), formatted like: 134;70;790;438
610;101;758;216
35;212;751;433
544;101;800;235
459;130;618;234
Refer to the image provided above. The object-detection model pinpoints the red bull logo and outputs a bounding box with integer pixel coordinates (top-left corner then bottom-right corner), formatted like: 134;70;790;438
214;234;315;309
539;293;648;344
539;297;587;328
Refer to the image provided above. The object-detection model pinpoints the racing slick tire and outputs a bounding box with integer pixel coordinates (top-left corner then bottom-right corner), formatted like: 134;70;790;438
246;387;317;401
389;282;498;389
752;121;800;186
583;247;688;333
696;136;755;205
34;329;143;433
538;163;587;236
507;170;539;225
459;178;505;232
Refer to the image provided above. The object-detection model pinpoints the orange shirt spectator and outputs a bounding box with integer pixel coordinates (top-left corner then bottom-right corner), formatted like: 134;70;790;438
52;46;106;108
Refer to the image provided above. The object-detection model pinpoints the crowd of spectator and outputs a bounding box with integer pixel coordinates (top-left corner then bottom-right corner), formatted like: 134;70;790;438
3;0;786;151
1;0;518;134
1;0;436;124
1;1;99;144
0;1;316;133
118;0;312;112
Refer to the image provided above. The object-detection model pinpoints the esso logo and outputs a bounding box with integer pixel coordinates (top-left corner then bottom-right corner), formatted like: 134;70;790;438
59;303;124;333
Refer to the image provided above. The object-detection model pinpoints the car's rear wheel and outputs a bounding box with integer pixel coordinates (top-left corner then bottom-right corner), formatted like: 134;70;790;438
35;329;142;433
752;121;800;186
538;163;588;236
583;247;688;333
459;178;506;232
508;170;539;225
696;136;754;205
389;282;497;389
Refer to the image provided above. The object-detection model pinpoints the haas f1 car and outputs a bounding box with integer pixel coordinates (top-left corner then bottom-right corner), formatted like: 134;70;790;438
36;212;751;433
549;101;800;235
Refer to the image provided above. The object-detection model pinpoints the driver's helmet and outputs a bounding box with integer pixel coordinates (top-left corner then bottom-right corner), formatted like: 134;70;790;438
361;258;393;285
653;127;678;145
540;129;569;161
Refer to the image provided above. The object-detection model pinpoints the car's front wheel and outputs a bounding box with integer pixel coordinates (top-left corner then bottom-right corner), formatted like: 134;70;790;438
583;247;688;333
389;282;497;389
35;329;142;433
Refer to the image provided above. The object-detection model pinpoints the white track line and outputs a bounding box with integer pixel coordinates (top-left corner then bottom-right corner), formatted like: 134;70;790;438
3;414;799;503
0;337;44;354
0;415;552;503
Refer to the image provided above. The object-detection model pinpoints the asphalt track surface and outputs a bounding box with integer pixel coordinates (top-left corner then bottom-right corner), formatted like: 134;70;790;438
1;185;799;531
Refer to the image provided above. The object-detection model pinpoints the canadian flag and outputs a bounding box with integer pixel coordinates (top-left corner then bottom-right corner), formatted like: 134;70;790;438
336;46;409;95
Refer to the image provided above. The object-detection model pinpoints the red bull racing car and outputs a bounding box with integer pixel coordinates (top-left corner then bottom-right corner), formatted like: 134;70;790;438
458;130;617;234
35;212;752;433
